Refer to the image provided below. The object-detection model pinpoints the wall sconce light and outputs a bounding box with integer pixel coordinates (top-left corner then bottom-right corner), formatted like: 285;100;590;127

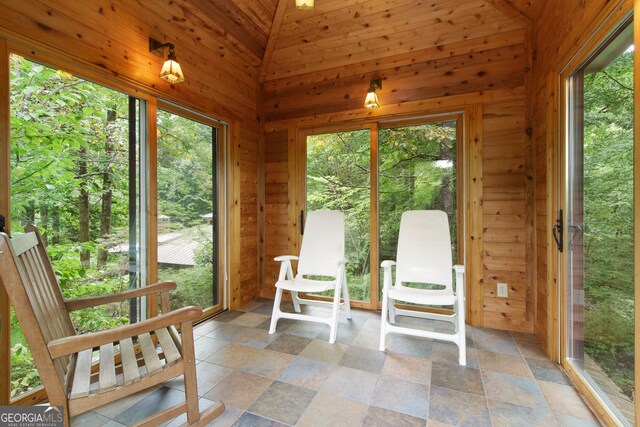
149;38;185;84
296;0;314;10
364;79;381;109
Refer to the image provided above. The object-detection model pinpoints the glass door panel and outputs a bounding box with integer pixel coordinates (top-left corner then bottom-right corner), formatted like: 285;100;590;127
156;109;219;311
9;54;145;397
305;130;371;303
378;120;459;296
566;20;634;425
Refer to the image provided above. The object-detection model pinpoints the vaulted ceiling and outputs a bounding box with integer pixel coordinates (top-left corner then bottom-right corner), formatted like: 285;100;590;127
188;0;544;83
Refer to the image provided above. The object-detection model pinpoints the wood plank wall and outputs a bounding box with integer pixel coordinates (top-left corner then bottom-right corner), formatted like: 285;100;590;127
0;0;261;309
531;0;632;355
261;29;535;332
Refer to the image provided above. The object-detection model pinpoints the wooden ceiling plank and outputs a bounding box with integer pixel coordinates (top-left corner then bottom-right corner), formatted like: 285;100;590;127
276;0;488;49
485;0;533;27
258;0;288;83
109;0;261;80
144;0;263;66
267;14;520;79
188;0;267;58
264;29;525;88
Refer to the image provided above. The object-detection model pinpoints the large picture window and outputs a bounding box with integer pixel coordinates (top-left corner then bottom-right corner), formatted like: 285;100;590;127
9;55;147;397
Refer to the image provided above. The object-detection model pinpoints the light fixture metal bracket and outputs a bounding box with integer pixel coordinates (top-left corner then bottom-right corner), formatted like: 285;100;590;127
149;38;174;57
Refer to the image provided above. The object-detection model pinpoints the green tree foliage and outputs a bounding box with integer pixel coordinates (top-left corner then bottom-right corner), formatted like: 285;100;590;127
305;122;457;301
582;48;634;398
8;57;217;396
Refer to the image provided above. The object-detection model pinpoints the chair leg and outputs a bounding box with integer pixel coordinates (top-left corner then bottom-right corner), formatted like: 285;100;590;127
389;298;397;324
457;296;466;366
329;283;342;344
379;289;388;351
181;322;201;424
269;287;284;334
341;269;351;319
291;291;302;312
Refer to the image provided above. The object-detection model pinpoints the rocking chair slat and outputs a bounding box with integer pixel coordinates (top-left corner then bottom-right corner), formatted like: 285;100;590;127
70;349;93;399
139;332;163;374
119;337;141;384
155;328;181;365
98;343;116;392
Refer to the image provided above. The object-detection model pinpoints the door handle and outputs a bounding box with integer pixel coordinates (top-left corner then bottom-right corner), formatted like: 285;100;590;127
300;210;305;235
552;209;563;252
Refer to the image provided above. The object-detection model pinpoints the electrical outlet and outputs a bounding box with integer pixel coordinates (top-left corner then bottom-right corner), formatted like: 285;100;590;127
497;282;508;298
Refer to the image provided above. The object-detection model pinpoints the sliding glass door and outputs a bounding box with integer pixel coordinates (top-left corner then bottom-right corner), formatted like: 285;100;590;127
301;117;462;308
564;18;634;425
156;107;223;314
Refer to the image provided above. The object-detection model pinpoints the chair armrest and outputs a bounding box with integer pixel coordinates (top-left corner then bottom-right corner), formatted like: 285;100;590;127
453;265;465;273
381;260;396;269
48;305;202;359
65;281;177;311
274;255;299;262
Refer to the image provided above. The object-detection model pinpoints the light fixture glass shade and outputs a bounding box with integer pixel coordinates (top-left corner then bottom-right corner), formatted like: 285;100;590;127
296;0;314;9
364;91;379;109
160;59;185;84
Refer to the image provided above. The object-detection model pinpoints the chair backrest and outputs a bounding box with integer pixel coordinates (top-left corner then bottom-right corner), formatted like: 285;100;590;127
297;210;345;277
396;210;453;289
0;226;76;395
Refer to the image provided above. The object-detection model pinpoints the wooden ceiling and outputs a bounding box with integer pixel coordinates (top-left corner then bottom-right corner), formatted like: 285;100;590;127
199;0;544;83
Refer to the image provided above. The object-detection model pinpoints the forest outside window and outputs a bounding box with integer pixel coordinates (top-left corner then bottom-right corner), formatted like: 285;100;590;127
8;54;148;398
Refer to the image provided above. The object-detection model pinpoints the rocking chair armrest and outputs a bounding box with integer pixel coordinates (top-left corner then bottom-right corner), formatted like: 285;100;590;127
65;281;177;311
48;305;202;359
381;260;397;269
274;255;298;262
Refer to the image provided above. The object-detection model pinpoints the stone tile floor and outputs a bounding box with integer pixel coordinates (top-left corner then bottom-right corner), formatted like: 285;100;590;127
71;299;601;426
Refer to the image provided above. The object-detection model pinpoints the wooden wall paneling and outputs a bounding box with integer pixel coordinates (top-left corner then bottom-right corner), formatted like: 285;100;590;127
466;103;484;326
239;124;259;306
289;128;301;264
229;121;242;309
544;72;559;359
523;25;536;335
0;36;9;406
482;98;530;332
262;129;289;297
265;87;525;132
257;87;266;294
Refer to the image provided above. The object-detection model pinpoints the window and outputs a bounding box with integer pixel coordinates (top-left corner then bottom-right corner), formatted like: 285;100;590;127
565;18;634;425
9;55;147;397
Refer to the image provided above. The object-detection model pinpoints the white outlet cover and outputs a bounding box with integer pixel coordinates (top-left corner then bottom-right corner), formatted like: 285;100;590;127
497;282;508;298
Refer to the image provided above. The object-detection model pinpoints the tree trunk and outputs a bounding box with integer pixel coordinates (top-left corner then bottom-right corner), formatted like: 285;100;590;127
24;201;35;228
98;109;116;267
51;206;60;245
78;146;90;268
40;204;48;245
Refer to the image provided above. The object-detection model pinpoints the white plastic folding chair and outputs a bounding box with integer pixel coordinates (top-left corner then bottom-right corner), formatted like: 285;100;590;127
379;210;466;365
269;210;351;343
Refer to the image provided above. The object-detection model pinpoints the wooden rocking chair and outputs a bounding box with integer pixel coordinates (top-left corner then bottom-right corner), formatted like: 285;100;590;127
0;226;224;426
